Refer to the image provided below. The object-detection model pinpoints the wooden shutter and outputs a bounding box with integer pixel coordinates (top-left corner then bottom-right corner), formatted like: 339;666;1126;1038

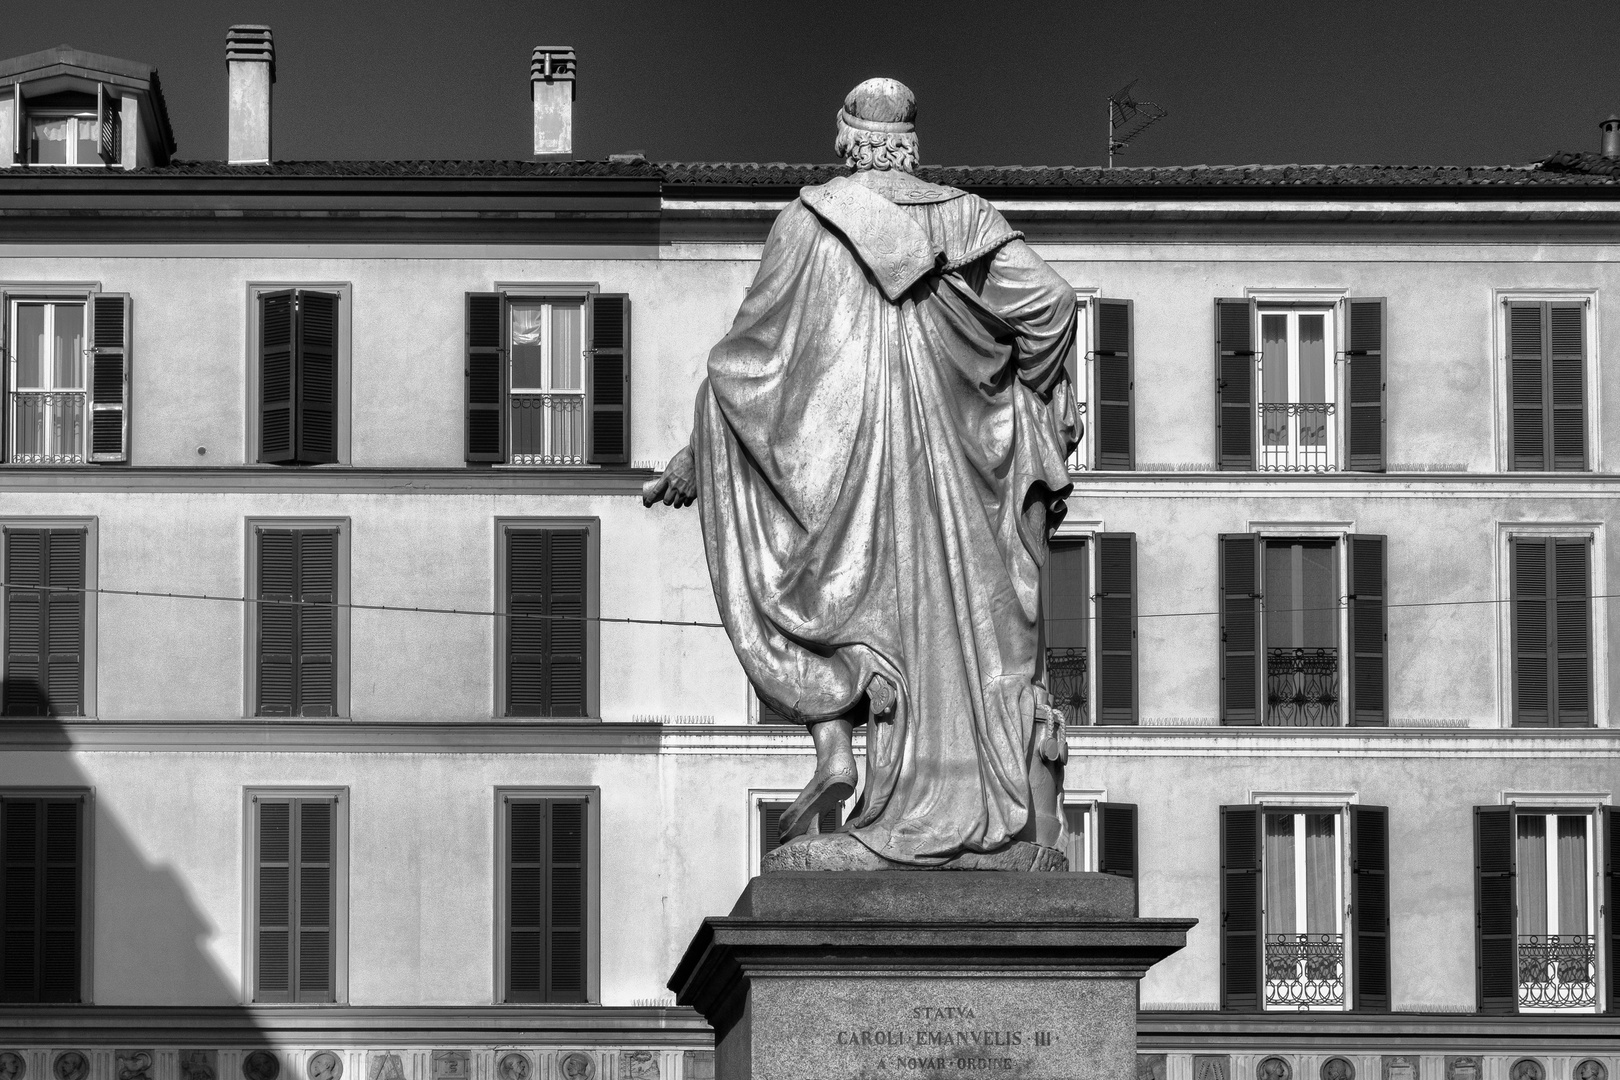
1095;533;1137;724
1219;534;1262;725
466;293;506;463
10;83;20;163
1346;534;1388;726
1548;303;1587;470
756;691;795;724
259;290;297;464
1092;299;1133;470
1553;539;1592;727
1475;805;1516;1015
3;529;84;717
1216;298;1255;470
87;292;131;463
257;529;338;718
1349;804;1390;1013
1096;802;1138;911
506;798;587;1003
254;797;336;1004
1512;538;1591;728
0;797;82;1004
1605;806;1619;1016
587;294;631;465
1345;298;1386;472
295;291;339;465
760;802;785;858
1220;804;1262;1011
508;530;589;718
1510;301;1586;471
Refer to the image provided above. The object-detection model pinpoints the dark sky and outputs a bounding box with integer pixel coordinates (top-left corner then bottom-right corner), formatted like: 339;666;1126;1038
5;0;1618;167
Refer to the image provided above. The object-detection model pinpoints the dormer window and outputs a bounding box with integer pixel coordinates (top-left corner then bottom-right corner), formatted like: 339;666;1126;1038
29;113;105;166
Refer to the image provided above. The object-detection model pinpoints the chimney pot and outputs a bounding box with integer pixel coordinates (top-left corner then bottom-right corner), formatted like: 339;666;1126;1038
532;46;576;156
227;25;274;164
1601;115;1620;160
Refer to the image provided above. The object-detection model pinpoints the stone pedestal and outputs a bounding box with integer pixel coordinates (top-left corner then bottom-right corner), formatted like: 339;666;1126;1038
669;873;1193;1080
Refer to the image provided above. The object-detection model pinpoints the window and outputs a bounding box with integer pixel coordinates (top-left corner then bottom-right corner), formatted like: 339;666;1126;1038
247;791;345;1004
1510;537;1592;727
0;793;86;1002
2;525;93;717
248;523;347;718
1221;804;1388;1013
1219;533;1387;727
1066;296;1134;471
466;292;631;466
1476;805;1612;1014
1041;533;1137;726
498;521;598;718
1215;298;1385;473
5;293;130;465
497;791;595;1004
759;799;841;860
1507;300;1588;471
24;89;117;167
248;285;349;466
1061;800;1136;884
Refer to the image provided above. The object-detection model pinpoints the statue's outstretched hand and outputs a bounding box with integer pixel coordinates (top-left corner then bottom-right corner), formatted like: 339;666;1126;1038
641;444;698;508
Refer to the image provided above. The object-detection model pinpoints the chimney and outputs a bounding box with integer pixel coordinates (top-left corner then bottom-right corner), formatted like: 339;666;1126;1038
1602;115;1620;160
227;25;275;164
531;46;576;156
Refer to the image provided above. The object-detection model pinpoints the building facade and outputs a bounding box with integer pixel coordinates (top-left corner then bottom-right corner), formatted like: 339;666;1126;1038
0;35;1616;1080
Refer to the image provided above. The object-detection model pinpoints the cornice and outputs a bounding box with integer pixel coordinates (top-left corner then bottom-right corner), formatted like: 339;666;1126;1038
1137;1010;1620;1051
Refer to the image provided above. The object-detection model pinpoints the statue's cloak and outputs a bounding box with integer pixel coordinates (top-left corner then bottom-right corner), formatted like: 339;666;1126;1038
693;170;1079;864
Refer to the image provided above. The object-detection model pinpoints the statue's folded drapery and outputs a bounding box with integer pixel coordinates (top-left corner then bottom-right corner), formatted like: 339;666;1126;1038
693;173;1079;865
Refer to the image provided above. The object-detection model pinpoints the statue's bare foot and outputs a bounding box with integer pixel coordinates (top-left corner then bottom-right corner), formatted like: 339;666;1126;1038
641;444;697;508
779;716;857;842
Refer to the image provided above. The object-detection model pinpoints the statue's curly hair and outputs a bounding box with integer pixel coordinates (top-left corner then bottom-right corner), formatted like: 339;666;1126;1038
835;117;919;173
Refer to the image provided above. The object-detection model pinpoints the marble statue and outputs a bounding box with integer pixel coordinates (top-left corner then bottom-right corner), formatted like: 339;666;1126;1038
645;77;1080;869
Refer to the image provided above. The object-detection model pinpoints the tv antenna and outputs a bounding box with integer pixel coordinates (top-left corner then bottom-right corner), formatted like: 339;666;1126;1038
1107;80;1167;168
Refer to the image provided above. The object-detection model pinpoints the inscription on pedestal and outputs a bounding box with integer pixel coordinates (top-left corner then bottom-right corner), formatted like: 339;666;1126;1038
829;1005;1062;1074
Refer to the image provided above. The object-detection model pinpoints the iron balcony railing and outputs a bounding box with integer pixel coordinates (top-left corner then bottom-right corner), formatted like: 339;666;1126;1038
11;390;86;464
1265;933;1345;1009
1518;934;1597;1009
1266;647;1339;726
510;392;585;466
1045;646;1089;725
1259;402;1336;472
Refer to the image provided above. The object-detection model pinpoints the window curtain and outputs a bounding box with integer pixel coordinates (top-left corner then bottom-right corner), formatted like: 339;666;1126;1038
1303;813;1336;934
1556;815;1587;935
1264;813;1296;934
1516;815;1548;936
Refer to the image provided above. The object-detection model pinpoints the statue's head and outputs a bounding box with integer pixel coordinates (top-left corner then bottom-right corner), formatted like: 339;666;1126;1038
836;78;919;173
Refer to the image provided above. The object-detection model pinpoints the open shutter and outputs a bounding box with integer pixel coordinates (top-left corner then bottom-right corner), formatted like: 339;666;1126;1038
1216;298;1255;470
1220;804;1262;1011
1549;303;1586;470
1475;805;1516;1014
295;292;338;465
1346;534;1388;726
1096;802;1138;912
259;291;297;464
1095;533;1137;724
1553;539;1592;727
1509;303;1547;470
10;83;21;164
587;293;631;465
1345;298;1386;472
296;531;338;718
95;84;119;164
508;530;588;718
1093;299;1133;470
255;799;293;1002
256;530;297;716
1220;534;1262;725
88;292;131;463
1605;806;1619;1015
1349;805;1390;1012
465;293;506;463
3;529;45;716
295;799;335;1001
547;799;587;1002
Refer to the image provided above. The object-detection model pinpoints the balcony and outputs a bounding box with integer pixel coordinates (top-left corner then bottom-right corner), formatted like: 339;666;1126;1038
510;393;585;466
11;391;85;464
1259;402;1336;472
1265;933;1344;1009
1266;647;1339;726
1518;934;1597;1009
1045;646;1088;725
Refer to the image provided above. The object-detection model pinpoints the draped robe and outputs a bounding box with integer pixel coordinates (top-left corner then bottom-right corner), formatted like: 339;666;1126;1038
692;169;1079;865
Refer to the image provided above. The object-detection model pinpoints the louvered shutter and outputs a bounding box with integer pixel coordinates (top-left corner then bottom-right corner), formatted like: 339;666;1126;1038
1549;303;1586;470
1511;301;1587;471
1219;534;1262;725
296;531;338;718
295;799;335;1000
756;692;795;724
465;293;506;463
587;294;631;465
259;291;297;464
507;530;589;718
1093;299;1133;470
1216;299;1255;470
1220;804;1262;1011
1511;538;1550;727
295;292;338;465
1474;805;1516;1015
547;799;587;1002
760;802;785;857
1349;805;1390;1012
1605;806;1619;1015
1096;802;1138;912
0;797;82;1004
508;798;587;1003
1512;538;1591;728
95;84;118;164
1345;298;1386;472
256;531;296;716
1346;535;1387;727
1553;539;1592;727
3;529;83;718
507;800;543;1001
254;799;293;1001
1095;533;1137;724
1508;303;1546;470
87;292;130;463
